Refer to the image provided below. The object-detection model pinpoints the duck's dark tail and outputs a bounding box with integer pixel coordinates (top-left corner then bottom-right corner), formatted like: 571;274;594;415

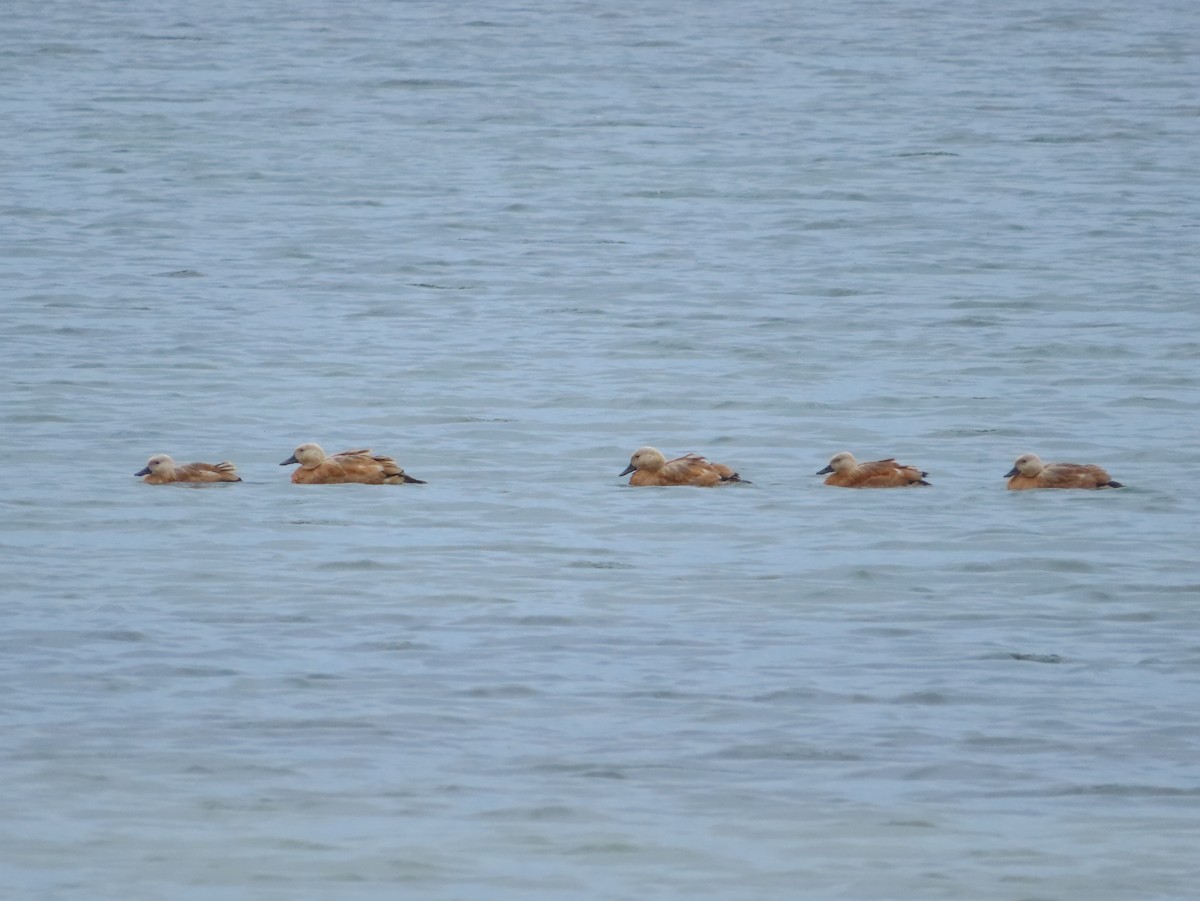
1105;480;1124;488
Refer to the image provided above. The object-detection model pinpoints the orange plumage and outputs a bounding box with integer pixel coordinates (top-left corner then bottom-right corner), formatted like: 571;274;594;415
620;446;743;487
1004;453;1122;490
280;443;425;485
135;455;241;485
816;451;929;488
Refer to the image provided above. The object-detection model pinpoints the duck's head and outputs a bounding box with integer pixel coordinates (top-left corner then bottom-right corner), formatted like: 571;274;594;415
136;454;175;477
1006;453;1044;478
621;446;666;476
281;443;326;468
817;451;856;476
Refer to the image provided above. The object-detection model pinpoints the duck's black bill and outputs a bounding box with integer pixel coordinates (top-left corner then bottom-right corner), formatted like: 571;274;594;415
280;455;298;466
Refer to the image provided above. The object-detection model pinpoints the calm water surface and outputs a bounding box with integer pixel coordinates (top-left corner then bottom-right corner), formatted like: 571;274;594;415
2;0;1199;898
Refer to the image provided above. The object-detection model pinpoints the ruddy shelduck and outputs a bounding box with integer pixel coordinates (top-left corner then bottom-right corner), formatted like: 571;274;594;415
280;443;426;485
619;446;744;487
135;454;241;485
816;451;930;488
1004;453;1123;490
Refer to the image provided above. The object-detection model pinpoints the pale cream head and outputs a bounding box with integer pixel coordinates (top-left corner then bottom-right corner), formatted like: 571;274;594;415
144;454;175;473
1012;453;1045;477
629;446;667;472
291;443;327;468
827;451;858;473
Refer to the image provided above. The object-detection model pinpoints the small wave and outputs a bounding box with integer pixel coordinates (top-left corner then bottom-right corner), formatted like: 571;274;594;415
716;743;861;762
316;559;392;571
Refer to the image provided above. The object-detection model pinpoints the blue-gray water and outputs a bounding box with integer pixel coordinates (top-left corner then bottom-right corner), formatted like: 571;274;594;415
3;1;1198;898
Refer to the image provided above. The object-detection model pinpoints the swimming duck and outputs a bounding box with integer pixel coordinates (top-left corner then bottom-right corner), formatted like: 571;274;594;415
280;443;426;485
816;451;929;488
1004;453;1122;490
135;455;241;484
619;446;743;487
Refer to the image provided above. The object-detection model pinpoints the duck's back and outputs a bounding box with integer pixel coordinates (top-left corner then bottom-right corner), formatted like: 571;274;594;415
827;458;925;488
646;454;732;487
1040;462;1115;489
155;461;240;484
292;450;403;484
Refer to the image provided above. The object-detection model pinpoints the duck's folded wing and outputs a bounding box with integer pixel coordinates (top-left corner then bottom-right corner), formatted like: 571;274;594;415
179;461;223;476
1045;463;1106;487
181;462;219;473
860;458;895;471
710;463;738;480
855;459;902;478
657;454;727;485
661;453;708;476
372;455;403;475
854;459;923;485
